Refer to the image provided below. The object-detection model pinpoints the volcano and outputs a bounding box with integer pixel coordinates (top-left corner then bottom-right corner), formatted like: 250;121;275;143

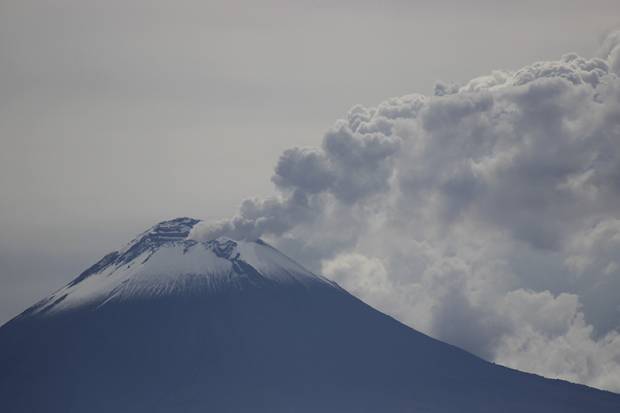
1;217;619;412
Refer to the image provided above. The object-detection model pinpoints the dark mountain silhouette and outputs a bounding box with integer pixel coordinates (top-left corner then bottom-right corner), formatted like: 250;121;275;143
1;218;619;412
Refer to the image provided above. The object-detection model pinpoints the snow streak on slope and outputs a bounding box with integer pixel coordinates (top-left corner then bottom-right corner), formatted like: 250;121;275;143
19;218;336;318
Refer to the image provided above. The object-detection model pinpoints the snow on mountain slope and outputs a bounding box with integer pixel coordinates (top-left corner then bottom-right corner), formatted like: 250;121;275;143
20;218;336;318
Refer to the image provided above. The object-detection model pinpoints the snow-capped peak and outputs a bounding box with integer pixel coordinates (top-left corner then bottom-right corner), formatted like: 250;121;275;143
22;218;337;318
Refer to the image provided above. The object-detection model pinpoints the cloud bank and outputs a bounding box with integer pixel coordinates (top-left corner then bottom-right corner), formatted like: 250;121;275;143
191;31;620;392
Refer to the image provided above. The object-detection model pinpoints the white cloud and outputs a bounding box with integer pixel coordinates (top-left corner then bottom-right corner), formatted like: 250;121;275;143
598;30;620;76
496;289;620;392
322;253;391;299
193;33;620;391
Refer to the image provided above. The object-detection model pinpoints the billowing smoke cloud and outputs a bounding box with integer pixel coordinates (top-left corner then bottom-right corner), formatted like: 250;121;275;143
190;31;620;392
599;30;620;77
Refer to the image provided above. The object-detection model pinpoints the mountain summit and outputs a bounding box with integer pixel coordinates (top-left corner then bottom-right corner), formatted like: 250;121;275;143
1;218;619;412
18;218;336;317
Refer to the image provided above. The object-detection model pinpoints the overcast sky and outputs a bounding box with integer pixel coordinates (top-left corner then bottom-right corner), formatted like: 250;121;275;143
2;0;620;391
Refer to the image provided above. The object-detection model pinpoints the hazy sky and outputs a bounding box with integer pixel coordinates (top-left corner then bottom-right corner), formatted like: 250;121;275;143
2;0;620;390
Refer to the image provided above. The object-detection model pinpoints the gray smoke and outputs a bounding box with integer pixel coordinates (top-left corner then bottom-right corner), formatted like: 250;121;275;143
190;31;620;392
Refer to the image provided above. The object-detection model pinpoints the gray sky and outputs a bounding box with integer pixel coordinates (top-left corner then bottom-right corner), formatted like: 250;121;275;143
1;0;620;388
